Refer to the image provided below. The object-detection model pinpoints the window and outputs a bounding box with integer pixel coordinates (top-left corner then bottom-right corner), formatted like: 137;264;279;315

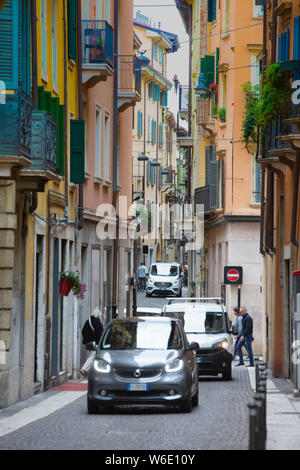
293;17;300;60
95;0;102;19
153;42;158;61
105;0;110;23
137;110;143;137
159;124;163;147
253;0;263;18
95;106;102;177
207;0;216;22
104;112;110;179
52;0;58;90
278;28;290;63
41;0;47;79
159;47;164;65
222;0;230;38
151;119;157;144
252;155;261;203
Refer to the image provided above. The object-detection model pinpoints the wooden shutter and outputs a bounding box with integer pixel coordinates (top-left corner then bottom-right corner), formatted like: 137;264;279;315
209;159;219;209
207;0;216;22
255;160;262;203
293;17;300;60
68;0;77;62
0;0;18;89
56;105;65;175
216;47;220;84
205;145;212;186
70;119;85;183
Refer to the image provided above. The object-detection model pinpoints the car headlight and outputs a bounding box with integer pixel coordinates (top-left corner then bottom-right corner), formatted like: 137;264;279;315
148;278;154;285
165;358;184;373
94;359;111;373
212;339;229;350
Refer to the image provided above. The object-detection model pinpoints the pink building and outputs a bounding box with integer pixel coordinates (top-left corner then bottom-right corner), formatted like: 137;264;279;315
79;0;139;336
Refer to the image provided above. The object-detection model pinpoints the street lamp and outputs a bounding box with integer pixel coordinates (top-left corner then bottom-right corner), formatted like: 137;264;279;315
138;153;149;161
194;73;209;96
150;159;161;167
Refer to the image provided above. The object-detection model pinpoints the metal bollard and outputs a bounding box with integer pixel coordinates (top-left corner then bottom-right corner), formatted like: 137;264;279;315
254;391;265;450
248;399;258;450
259;372;268;443
255;358;260;393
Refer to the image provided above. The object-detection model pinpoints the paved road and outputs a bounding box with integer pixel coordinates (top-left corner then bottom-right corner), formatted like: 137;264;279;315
0;292;253;450
0;367;252;450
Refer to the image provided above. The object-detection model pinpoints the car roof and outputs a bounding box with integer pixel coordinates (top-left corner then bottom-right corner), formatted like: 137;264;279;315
111;316;177;323
123;307;161;314
163;302;225;312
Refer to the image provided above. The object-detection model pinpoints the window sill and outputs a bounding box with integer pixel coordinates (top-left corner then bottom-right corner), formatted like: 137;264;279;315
94;176;104;185
219;122;227;128
102;179;112;187
250;202;261;208
85;171;91;180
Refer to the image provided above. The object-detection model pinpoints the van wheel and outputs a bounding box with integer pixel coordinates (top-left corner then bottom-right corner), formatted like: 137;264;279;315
222;367;232;380
146;292;151;298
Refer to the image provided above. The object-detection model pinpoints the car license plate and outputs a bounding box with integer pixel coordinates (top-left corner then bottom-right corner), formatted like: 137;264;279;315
198;357;204;363
126;383;149;392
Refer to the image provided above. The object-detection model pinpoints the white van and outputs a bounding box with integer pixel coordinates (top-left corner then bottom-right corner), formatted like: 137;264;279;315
162;298;233;380
146;263;182;298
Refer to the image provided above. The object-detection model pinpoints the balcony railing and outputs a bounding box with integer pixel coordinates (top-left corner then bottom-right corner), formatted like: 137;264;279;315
31;110;56;174
118;55;142;111
194;186;210;213
82;20;113;67
0;92;32;159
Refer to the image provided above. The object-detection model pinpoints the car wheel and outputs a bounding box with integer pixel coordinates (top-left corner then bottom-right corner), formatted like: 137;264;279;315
87;396;99;414
222;367;232;380
146;292;151;297
179;394;192;413
192;388;199;407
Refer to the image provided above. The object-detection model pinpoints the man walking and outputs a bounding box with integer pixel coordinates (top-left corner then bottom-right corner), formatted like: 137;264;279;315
235;307;255;367
232;307;243;359
137;262;147;292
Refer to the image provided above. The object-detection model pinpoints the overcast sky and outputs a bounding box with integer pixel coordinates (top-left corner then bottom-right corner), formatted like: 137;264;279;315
133;0;190;119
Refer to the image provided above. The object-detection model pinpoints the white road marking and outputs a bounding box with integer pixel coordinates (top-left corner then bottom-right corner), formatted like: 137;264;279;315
0;390;86;438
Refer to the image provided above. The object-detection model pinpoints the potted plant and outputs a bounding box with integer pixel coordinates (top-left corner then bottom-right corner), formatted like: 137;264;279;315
208;82;218;94
59;270;87;300
217;107;226;123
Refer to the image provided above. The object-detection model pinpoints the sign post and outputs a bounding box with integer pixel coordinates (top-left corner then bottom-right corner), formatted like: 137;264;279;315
224;266;243;310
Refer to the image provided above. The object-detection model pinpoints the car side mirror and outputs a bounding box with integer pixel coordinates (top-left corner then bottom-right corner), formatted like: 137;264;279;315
85;341;97;351
188;342;199;351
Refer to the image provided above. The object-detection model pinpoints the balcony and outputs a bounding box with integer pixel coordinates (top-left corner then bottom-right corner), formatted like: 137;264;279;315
82;20;114;88
0;92;32;178
196;96;215;136
118;55;142;113
19;110;57;191
194;186;210;214
178;85;190;121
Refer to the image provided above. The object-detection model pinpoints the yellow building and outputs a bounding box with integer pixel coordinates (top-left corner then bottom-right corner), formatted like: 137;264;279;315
0;0;83;407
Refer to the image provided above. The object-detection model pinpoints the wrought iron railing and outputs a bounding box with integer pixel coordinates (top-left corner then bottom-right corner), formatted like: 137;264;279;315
0;91;32;159
82;20;113;67
194;185;210;213
179;85;190;112
118;55;141;96
31;110;56;173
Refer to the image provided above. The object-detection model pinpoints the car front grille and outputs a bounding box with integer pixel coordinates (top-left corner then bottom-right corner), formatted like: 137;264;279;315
154;282;173;288
113;368;162;380
197;348;221;356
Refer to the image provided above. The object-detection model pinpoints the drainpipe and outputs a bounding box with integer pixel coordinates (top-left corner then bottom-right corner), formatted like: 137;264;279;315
112;0;119;313
63;0;69;214
77;0;83;230
31;0;38;110
260;1;267;256
291;149;300;247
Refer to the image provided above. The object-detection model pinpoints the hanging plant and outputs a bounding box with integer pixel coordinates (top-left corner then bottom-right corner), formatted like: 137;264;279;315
208;82;218;94
241;81;259;149
256;63;287;129
59;271;87;300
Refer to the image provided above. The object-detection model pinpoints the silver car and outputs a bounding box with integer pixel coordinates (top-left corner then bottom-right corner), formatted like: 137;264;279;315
87;316;199;414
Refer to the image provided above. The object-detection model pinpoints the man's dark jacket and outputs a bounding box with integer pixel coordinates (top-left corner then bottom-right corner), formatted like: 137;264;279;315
241;313;253;338
82;316;103;345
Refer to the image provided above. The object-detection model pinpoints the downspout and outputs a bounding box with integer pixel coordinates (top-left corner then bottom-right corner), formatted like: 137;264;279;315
291;149;300;247
63;0;69;214
112;0;119;313
77;0;83;230
259;1;267;255
31;0;38;110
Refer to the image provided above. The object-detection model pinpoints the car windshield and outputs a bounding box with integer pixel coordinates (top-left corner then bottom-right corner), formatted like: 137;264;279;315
165;310;226;334
101;320;183;350
151;264;179;277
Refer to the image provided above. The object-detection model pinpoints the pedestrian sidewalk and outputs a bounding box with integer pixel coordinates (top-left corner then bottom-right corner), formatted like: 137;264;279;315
247;367;300;450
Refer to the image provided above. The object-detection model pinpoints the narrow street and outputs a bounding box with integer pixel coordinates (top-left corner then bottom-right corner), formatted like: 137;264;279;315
0;291;253;451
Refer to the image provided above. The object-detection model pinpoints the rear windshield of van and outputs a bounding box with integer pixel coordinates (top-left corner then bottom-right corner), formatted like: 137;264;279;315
166;310;226;334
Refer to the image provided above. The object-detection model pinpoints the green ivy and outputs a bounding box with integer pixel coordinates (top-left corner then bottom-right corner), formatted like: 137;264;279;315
241;81;259;149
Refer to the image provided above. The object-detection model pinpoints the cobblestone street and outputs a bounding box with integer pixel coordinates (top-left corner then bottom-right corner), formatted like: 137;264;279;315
0;365;252;450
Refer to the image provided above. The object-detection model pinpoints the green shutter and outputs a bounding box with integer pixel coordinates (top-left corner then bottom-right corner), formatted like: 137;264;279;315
0;0;19;89
209;160;219;209
216;47;220;84
56;105;65;175
70;119;85;183
67;0;77;62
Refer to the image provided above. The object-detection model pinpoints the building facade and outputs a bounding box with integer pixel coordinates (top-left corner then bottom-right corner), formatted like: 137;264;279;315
176;0;264;354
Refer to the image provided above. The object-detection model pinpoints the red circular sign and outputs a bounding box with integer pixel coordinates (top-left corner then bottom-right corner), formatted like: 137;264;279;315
227;269;240;283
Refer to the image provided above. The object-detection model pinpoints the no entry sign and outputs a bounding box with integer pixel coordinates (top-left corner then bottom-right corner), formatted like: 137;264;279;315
224;266;243;285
